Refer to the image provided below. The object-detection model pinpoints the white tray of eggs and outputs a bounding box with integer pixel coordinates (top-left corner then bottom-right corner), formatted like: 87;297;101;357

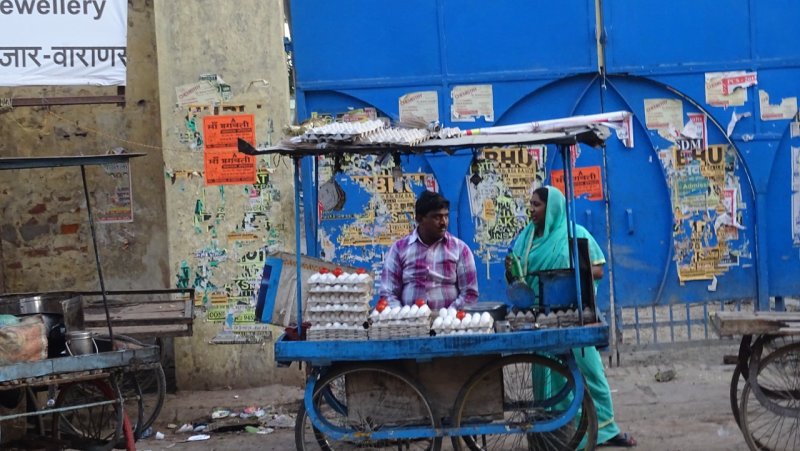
432;307;494;336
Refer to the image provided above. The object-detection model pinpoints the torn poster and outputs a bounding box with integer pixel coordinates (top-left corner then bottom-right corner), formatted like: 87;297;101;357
399;91;439;124
705;71;748;107
722;72;757;96
793;147;800;192
759;90;798;121
451;84;494;122
644;98;683;131
793;191;800;246
726;110;752;137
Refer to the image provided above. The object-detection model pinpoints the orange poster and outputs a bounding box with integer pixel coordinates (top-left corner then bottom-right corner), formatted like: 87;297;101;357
551;166;604;201
203;114;257;185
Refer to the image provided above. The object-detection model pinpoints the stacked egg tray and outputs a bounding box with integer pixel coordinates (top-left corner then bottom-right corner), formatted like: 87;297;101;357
505;307;597;330
431;308;495;336
368;304;432;339
304;272;372;341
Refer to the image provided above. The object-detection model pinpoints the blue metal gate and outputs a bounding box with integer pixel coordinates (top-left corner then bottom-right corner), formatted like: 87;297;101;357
287;0;800;348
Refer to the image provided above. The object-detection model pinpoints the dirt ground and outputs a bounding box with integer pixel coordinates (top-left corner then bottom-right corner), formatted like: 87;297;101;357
137;341;749;451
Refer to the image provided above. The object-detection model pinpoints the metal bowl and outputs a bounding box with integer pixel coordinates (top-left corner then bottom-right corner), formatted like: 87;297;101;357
0;292;80;315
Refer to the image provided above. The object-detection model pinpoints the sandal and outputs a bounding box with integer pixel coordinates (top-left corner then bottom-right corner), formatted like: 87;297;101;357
600;432;637;447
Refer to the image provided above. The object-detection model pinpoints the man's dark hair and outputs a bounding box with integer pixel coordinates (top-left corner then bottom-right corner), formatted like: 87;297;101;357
415;190;449;218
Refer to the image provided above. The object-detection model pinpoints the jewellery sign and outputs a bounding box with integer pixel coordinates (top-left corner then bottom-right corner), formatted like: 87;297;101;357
0;0;127;86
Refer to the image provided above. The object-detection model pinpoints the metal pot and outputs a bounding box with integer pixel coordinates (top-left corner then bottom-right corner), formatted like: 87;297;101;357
65;330;98;356
462;302;508;322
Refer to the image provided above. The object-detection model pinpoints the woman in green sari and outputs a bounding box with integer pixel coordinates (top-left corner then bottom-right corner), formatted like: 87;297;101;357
506;185;637;448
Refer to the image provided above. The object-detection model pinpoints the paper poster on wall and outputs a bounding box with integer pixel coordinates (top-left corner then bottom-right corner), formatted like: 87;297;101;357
0;0;127;86
451;84;494;122
176;80;221;106
466;145;546;263
793;192;800;247
644;98;683;131
705;72;749;107
551;166;604;201
96;160;133;223
399;91;439;124
202;114;257;186
759;90;798;121
792;147;800;192
658;142;750;283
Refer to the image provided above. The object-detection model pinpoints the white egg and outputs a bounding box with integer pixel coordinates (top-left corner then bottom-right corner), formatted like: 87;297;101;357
419;305;431;316
447;307;457;317
471;316;482;328
516;311;526;319
410;305;419;315
525;311;535;319
452;318;463;329
463;313;473;325
370;310;380;318
309;274;320;283
480;312;492;326
443;318;453;329
380;308;392;318
432;317;443;328
438;308;448;318
391;306;402;316
399;305;411;318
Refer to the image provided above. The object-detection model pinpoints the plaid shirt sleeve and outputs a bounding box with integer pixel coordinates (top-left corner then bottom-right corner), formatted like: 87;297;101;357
452;241;479;308
379;240;404;307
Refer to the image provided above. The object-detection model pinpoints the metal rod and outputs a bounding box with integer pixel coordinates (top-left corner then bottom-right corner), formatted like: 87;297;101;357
294;157;304;335
80;165;113;343
562;144;584;324
0;398;118;421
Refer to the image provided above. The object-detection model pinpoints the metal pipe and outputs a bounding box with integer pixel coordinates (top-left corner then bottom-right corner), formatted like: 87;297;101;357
294;157;304;335
80;166;113;343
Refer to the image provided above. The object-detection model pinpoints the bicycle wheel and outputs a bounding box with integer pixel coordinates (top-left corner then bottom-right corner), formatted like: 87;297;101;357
740;341;800;451
295;363;441;451
51;378;123;451
451;354;597;451
732;335;799;429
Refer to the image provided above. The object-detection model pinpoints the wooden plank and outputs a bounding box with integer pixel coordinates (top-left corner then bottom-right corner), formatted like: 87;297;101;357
710;311;800;337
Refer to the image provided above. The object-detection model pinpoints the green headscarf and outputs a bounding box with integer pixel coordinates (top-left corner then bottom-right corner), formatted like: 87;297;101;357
511;185;570;289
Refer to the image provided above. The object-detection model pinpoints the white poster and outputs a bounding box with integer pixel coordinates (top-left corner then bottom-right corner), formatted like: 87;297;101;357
0;0;128;86
793;147;800;192
451;84;494;122
793;192;800;247
399;91;439;124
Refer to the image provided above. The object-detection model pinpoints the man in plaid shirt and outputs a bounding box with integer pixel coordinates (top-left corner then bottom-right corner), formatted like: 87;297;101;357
380;191;479;310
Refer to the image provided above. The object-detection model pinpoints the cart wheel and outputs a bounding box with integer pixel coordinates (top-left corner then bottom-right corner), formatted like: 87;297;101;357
739;342;800;451
295;364;442;451
730;335;798;429
451;354;597;451
51;378;123;451
746;339;800;419
119;364;167;439
97;334;167;439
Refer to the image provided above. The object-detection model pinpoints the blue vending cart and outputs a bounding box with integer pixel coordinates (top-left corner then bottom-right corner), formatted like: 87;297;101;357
241;121;616;450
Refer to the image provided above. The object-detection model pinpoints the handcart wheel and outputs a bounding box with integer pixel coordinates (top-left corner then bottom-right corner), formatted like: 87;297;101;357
739;341;800;451
295;363;442;451
119;364;167;439
730;335;798;429
51;378;124;451
97;334;167;439
451;354;597;451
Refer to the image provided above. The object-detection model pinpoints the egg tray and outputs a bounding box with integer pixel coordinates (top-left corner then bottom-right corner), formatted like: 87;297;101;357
305;313;369;324
308;286;372;295
369;317;431;326
368;324;431;340
307;327;369;341
307;303;371;313
432;327;494;336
